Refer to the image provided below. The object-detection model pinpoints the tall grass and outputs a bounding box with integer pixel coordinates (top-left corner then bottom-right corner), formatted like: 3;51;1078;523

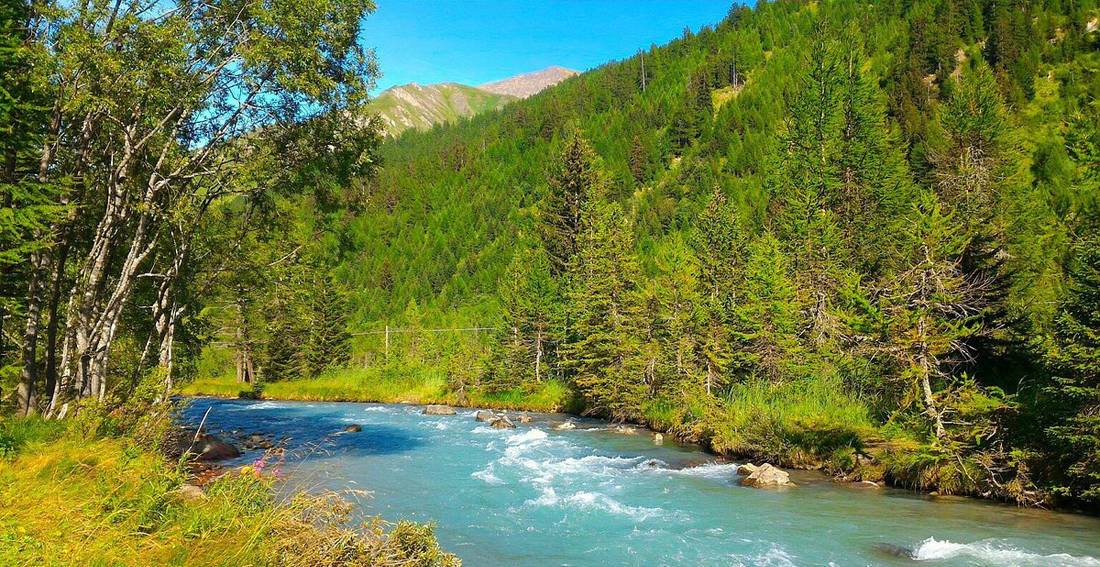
707;377;879;470
0;414;460;566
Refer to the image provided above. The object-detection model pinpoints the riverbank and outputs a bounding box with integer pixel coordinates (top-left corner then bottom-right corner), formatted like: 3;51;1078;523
183;370;940;498
182;368;1096;514
0;412;460;566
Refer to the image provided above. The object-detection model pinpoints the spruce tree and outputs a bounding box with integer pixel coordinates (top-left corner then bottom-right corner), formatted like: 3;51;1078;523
880;192;992;440
729;233;805;381
650;236;703;397
264;294;304;382
561;199;645;420
835;46;914;272
628;136;649;185
692;189;743;394
934;59;1010;223
488;246;559;391
306;275;352;378
1044;231;1100;505
541;133;603;275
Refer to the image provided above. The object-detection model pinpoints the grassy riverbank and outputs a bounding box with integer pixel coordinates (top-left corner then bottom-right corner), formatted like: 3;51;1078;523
183;369;890;475
0;412;460;566
184;367;1060;510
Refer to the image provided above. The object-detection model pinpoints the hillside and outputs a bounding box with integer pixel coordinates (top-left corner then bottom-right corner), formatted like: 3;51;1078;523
199;0;1100;511
370;82;515;136
478;66;579;98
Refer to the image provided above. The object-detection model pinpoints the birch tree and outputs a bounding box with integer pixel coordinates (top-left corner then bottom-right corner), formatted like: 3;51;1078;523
17;0;378;415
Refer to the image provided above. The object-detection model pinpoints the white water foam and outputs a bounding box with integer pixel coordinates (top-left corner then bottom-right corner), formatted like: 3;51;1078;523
471;467;504;486
912;537;1100;567
525;487;686;522
361;406;391;412
242;401;286;410
730;545;799;567
506;429;549;444
663;461;742;480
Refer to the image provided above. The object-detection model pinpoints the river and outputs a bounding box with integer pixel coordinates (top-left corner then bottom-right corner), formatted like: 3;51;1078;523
181;398;1100;567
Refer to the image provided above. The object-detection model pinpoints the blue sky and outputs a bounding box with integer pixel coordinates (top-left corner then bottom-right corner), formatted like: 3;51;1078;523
363;1;735;93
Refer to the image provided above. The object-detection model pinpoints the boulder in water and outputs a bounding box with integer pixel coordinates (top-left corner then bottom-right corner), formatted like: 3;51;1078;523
344;424;362;433
517;413;533;423
474;410;497;422
653;433;664;445
871;543;913;559
739;463;793;488
423;405;457;415
553;420;577;431
490;416;516;429
181;434;240;462
736;463;758;476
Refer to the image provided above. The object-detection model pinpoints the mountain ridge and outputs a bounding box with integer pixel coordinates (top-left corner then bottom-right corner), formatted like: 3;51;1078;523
478;66;580;98
371;66;579;136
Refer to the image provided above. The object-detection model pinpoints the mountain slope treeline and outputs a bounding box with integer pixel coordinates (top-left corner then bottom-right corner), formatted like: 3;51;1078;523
233;0;1100;509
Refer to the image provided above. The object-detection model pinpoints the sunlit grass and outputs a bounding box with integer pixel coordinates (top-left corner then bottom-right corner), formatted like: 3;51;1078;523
0;415;459;566
707;377;881;470
181;365;576;413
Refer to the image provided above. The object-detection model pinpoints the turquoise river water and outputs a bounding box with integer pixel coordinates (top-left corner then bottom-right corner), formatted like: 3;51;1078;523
182;398;1100;567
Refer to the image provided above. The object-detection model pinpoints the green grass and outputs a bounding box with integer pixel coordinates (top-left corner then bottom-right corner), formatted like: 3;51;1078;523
0;413;460;566
182;365;576;413
705;378;881;471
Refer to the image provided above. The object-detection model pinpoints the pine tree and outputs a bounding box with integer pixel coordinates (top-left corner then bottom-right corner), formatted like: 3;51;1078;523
628;135;649;185
692;189;743;394
541;133;604;275
729;233;805;381
561;200;645;420
306;275;352;378
1044;230;1100;505
934;59;1010;223
488;246;559;391
880;192;992;440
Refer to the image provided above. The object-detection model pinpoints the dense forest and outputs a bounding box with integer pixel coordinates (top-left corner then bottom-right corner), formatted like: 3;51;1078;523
3;0;1099;514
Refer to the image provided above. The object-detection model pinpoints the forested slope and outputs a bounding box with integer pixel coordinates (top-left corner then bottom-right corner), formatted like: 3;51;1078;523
201;0;1099;509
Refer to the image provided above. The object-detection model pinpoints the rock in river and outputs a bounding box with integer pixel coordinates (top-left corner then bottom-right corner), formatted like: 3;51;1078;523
517;413;534;423
553;420;577;431
423;405;457;415
474;410;497;422
344;424;362;433
490;416;516;429
739;463;793;488
180;434;240;462
736;463;758;476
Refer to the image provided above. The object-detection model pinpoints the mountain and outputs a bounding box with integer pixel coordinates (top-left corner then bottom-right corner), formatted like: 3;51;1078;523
478;66;579;98
370;82;515;137
370;67;578;137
